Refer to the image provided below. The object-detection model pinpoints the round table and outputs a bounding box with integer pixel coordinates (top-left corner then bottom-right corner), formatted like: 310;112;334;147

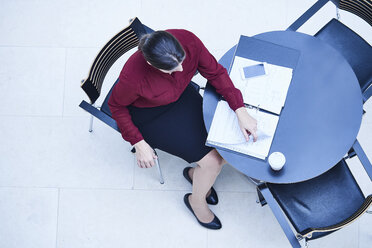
203;31;363;183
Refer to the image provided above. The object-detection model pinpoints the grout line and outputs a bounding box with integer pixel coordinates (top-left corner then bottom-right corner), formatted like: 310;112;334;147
0;114;64;118
55;188;60;248
62;48;67;117
206;228;209;248
0;186;62;189
0;186;256;194
0;114;89;119
358;216;361;248
132;153;136;190
0;45;100;49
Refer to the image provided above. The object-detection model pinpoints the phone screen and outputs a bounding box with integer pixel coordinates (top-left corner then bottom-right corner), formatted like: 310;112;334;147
243;64;266;79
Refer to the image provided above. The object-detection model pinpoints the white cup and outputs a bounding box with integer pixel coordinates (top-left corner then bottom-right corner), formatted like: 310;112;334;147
268;152;286;171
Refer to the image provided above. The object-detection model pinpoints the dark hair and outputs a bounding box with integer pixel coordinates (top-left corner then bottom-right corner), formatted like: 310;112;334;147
138;31;185;70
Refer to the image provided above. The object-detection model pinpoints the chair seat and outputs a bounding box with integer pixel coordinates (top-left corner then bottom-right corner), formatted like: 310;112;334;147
315;18;372;92
267;159;365;240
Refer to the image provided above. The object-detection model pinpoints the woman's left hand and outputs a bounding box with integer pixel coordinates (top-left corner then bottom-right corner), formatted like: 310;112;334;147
235;107;258;142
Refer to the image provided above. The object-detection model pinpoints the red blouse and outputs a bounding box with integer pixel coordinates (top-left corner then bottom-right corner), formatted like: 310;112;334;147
108;29;244;145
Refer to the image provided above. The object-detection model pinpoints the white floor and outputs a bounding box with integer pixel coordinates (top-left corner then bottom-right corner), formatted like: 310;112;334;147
0;0;371;247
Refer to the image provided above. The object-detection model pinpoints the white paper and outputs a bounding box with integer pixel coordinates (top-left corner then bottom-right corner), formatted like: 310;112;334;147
230;56;293;115
206;101;279;160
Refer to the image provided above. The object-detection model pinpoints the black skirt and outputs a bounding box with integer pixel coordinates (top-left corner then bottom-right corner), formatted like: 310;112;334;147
128;83;213;163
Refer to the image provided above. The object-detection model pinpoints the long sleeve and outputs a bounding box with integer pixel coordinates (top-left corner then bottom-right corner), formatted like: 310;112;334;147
108;75;144;146
193;33;244;111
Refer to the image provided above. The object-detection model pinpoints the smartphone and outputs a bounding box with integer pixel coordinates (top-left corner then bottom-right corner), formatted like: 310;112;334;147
240;63;267;80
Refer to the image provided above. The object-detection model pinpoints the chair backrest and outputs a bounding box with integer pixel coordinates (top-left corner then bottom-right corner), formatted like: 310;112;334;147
81;17;147;104
331;0;372;26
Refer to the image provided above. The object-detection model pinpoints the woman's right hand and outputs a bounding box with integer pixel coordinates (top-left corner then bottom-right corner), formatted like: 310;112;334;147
133;140;158;168
235;107;258;142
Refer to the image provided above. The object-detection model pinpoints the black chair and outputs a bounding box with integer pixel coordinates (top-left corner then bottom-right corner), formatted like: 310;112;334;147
79;17;164;183
256;140;372;248
287;0;372;102
79;17;203;184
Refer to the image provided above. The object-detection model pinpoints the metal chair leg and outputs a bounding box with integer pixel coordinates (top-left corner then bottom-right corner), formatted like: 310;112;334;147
155;156;164;184
88;103;96;132
153;150;164;184
367;207;372;214
299;238;309;248
89;114;94;132
255;192;260;204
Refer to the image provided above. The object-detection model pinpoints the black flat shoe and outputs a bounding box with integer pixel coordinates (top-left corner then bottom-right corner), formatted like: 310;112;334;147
183;166;219;205
183;193;222;230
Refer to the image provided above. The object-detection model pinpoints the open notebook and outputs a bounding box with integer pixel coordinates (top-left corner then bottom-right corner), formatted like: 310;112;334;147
206;101;279;160
227;36;300;115
230;56;293;115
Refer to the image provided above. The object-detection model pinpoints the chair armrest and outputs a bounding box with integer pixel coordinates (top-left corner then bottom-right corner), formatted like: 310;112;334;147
287;0;330;31
79;100;120;132
353;139;372;181
299;195;372;239
363;84;372;103
257;183;302;248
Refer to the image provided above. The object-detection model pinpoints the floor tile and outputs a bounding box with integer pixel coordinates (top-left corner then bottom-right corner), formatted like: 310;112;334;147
0;188;58;248
308;222;359;248
57;189;208;248
0;116;134;188
0;0;64;47
0;47;65;116
0;0;141;48
359;213;372;248
207;192;291;248
141;0;288;53
60;0;141;48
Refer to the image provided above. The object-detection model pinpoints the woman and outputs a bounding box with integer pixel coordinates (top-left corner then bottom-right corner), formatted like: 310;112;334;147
108;29;258;230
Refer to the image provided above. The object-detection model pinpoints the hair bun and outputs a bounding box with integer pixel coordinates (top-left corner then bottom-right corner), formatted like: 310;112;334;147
138;34;150;51
138;31;185;70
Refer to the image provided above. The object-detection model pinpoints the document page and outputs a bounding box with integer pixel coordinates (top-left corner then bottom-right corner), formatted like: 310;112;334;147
230;56;293;115
206;101;279;160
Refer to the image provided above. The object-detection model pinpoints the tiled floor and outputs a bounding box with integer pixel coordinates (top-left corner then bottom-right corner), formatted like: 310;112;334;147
0;0;371;247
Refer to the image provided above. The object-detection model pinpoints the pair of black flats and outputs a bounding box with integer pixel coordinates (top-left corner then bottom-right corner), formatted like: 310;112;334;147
183;167;222;230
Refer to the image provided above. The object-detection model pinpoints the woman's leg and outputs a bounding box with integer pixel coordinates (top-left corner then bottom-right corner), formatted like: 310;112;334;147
188;149;225;222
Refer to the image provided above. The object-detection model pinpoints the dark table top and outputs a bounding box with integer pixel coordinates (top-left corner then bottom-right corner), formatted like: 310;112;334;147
203;31;363;183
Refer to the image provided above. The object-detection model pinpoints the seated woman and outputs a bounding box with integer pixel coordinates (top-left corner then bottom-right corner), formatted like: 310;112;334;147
108;29;257;229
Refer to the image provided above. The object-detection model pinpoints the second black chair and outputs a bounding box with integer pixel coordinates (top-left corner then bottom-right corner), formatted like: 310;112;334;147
256;141;372;247
287;0;372;102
